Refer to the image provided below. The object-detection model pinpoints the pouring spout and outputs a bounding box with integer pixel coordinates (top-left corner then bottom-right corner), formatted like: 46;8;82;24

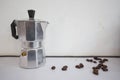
40;21;49;32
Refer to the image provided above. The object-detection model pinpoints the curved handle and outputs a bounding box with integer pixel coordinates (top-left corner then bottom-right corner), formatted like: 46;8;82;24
10;20;18;39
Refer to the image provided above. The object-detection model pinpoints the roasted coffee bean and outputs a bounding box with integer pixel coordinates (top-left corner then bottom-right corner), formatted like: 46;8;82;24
61;67;66;71
102;64;108;69
98;63;103;67
86;59;93;62
75;65;81;69
86;59;90;62
62;65;68;71
92;57;109;75
99;58;109;63
99;60;104;64
62;68;67;71
75;63;84;69
93;61;97;63
89;59;93;62
103;59;108;62
92;67;97;69
93;57;102;60
93;69;99;75
51;66;56;70
101;67;108;72
95;66;101;69
96;64;103;69
79;63;84;68
64;65;68;68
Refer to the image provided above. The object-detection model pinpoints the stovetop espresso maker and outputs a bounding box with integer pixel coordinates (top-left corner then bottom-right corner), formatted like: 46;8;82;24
11;10;49;68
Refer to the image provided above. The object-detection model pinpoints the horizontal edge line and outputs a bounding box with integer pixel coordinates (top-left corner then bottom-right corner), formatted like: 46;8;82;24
0;55;120;58
0;55;20;57
46;56;120;58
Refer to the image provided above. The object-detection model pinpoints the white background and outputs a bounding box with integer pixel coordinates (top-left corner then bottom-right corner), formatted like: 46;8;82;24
0;0;120;56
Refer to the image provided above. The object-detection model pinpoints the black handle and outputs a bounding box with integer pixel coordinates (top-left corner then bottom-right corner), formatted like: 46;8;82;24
11;20;18;39
28;9;35;19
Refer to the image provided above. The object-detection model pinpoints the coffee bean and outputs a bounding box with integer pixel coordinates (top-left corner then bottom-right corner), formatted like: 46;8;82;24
93;61;97;63
93;69;99;75
99;60;103;63
89;59;93;62
64;65;68;68
92;58;109;75
86;59;90;62
75;65;81;69
62;68;67;71
96;64;103;69
92;67;97;69
101;67;108;72
86;59;93;62
62;65;68;71
75;63;84;69
102;64;108;69
98;63;103;67
103;59;108;62
51;66;56;70
79;63;84;68
96;66;101;69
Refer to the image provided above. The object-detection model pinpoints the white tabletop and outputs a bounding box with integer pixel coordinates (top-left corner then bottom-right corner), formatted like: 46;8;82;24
0;57;120;80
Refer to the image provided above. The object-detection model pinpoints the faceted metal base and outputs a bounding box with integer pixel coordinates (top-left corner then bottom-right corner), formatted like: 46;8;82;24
19;48;45;69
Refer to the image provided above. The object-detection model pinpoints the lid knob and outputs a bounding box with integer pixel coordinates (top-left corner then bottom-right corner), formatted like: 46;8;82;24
28;9;35;19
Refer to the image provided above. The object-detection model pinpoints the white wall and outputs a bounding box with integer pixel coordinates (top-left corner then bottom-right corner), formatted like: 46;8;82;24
0;0;120;56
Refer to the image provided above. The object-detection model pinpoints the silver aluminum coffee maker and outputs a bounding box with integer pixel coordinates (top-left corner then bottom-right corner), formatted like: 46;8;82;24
11;10;49;69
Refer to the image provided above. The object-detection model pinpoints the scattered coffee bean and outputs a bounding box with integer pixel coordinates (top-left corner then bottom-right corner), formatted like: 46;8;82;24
98;63;103;67
86;59;90;62
99;60;104;63
93;69;99;75
87;58;97;63
64;65;68;68
101;67;108;72
102;64;108;69
75;65;81;69
79;63;84;68
89;59;93;62
95;66;101;69
99;60;104;64
92;67;97;69
50;58;109;76
99;58;109;64
92;58;109;75
96;64;103;69
62;65;68;71
86;59;93;62
103;58;108;62
75;63;84;69
93;61;97;63
62;68;67;71
51;66;56;70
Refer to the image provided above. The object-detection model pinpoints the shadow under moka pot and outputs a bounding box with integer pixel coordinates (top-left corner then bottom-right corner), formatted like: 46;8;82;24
11;10;49;69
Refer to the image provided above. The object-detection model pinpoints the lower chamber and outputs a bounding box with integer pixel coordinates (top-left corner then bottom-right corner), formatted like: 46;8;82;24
19;48;45;69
